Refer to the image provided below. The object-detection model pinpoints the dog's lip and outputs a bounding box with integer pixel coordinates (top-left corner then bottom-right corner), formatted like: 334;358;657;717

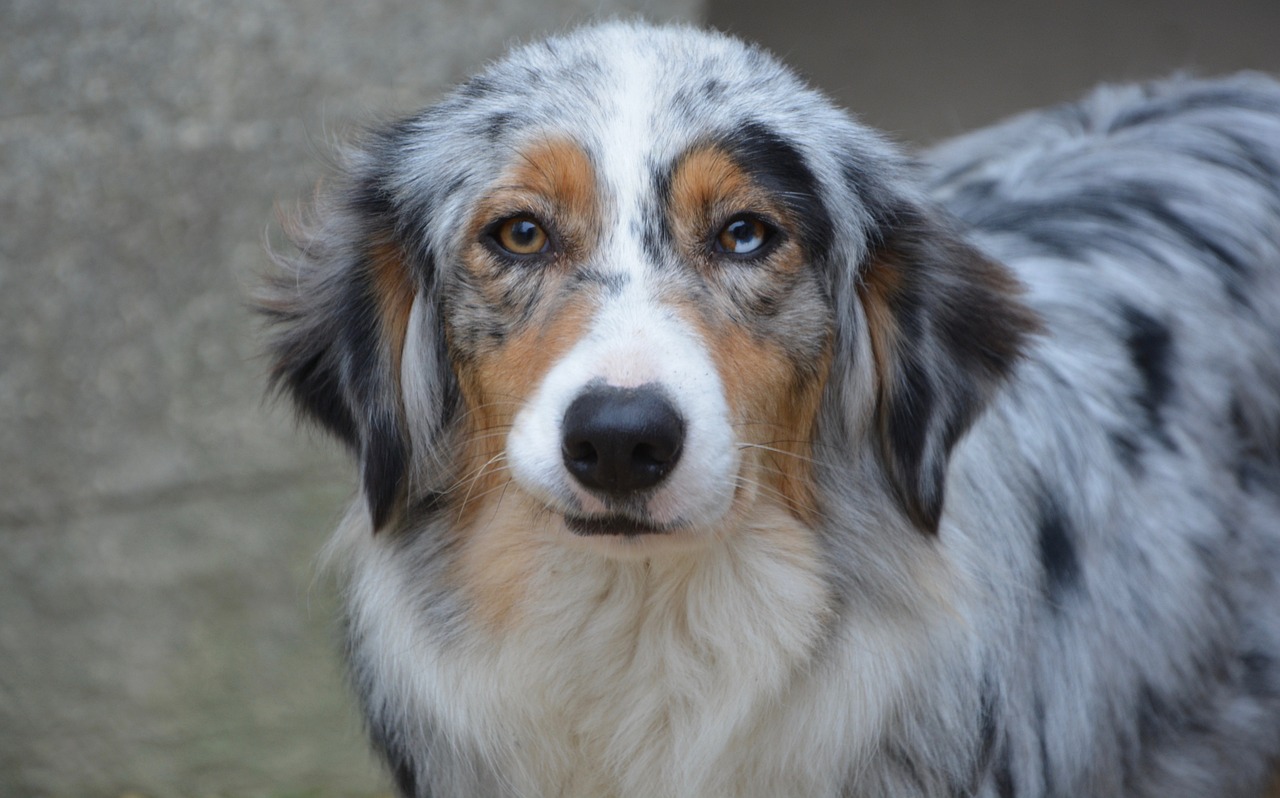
563;513;676;537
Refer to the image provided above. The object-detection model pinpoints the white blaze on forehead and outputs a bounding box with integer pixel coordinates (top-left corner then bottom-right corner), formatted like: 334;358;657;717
596;42;667;280
506;284;739;529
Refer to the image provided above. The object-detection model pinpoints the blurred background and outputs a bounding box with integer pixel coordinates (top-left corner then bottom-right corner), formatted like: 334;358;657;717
3;0;1278;795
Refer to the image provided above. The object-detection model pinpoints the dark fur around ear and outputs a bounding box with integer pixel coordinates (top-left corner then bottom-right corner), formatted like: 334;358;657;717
259;140;436;532
858;201;1041;533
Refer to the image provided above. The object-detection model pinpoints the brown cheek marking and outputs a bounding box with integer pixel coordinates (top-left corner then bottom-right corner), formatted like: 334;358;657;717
446;132;601;526
668;144;829;523
367;238;417;375
450;297;597;629
687;304;831;526
453;296;595;518
445;138;600;632
455;491;555;632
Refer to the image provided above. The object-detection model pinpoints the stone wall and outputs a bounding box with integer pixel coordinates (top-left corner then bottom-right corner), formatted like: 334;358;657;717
0;1;702;795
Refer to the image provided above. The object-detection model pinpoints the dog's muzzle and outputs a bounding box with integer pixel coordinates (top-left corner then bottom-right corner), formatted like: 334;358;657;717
560;383;685;495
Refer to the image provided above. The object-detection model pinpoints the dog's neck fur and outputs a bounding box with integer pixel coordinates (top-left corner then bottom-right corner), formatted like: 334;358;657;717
468;501;830;796
340;499;935;797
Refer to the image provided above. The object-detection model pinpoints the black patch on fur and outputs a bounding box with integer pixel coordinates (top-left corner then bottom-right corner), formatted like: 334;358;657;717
1209;127;1280;183
991;746;1016;798
1240;649;1276;698
409;489;448;519
967;675;1007;796
367;705;420;797
1131;675;1215;759
483;111;514;141
389;752;420;797
260;136;460;533
459;75;496;98
350;170;398;220
267;343;360;448
1109;86;1280;131
346;614;421;797
1034;687;1056;797
363;411;408;530
1037;487;1082;603
1135;683;1174;750
885;353;940;520
264;236;392;456
1119;304;1177;450
340;253;411;530
1109;429;1142;472
670;86;702;127
1228;395;1278;492
1231;397;1258;491
885;745;928;791
720;120;834;257
644;156;677;268
860;201;1039;532
968;182;1251;304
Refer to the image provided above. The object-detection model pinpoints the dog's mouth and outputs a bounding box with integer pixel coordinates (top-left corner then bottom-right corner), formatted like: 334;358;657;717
562;512;677;538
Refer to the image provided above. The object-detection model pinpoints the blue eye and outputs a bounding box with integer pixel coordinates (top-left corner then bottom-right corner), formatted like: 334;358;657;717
715;216;772;256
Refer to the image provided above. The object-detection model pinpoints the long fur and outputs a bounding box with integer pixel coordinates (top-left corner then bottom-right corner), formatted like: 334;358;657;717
261;22;1280;797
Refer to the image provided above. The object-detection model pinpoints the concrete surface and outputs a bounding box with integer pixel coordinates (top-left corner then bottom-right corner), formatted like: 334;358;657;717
0;1;700;796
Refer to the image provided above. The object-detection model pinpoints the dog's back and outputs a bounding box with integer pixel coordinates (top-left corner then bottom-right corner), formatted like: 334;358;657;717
926;75;1280;796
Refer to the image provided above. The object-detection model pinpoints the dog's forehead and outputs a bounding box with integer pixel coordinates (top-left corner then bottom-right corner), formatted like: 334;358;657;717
457;24;806;165
383;23;894;270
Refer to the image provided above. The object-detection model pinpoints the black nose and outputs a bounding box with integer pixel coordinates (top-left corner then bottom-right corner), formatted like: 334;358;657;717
561;385;685;494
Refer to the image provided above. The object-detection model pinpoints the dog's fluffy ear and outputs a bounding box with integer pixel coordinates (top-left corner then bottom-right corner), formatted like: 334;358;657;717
259;148;441;532
857;202;1039;533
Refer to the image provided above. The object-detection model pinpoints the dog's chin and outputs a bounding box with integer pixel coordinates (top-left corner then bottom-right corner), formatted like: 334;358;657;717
564;513;673;537
558;511;718;558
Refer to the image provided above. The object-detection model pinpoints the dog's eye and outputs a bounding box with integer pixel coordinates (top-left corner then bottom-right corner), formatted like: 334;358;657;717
715;216;773;257
493;217;550;256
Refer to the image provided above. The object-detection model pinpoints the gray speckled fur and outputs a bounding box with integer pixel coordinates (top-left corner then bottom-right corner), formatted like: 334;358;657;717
264;23;1280;797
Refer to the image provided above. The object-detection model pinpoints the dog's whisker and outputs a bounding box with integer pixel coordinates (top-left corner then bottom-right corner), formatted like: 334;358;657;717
455;453;509;523
450;473;514;516
736;441;823;466
439;452;511;497
731;475;821;519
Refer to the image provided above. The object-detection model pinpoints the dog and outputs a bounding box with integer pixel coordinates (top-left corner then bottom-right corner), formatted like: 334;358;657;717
260;22;1280;797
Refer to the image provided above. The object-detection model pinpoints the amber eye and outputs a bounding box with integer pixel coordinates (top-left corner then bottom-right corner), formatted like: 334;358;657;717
493;216;550;256
715;216;772;256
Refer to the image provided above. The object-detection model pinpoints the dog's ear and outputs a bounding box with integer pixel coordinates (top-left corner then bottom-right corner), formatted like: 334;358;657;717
857;202;1039;533
260;150;445;532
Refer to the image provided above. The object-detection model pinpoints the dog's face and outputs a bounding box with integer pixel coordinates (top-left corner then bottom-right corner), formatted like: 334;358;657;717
263;24;1035;556
455;124;838;554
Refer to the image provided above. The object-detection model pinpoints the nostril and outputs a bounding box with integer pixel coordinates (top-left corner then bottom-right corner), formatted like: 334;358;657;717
563;438;598;467
561;384;685;494
634;438;677;468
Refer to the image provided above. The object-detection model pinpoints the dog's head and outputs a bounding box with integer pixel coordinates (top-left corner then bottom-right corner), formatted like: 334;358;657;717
261;23;1036;552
